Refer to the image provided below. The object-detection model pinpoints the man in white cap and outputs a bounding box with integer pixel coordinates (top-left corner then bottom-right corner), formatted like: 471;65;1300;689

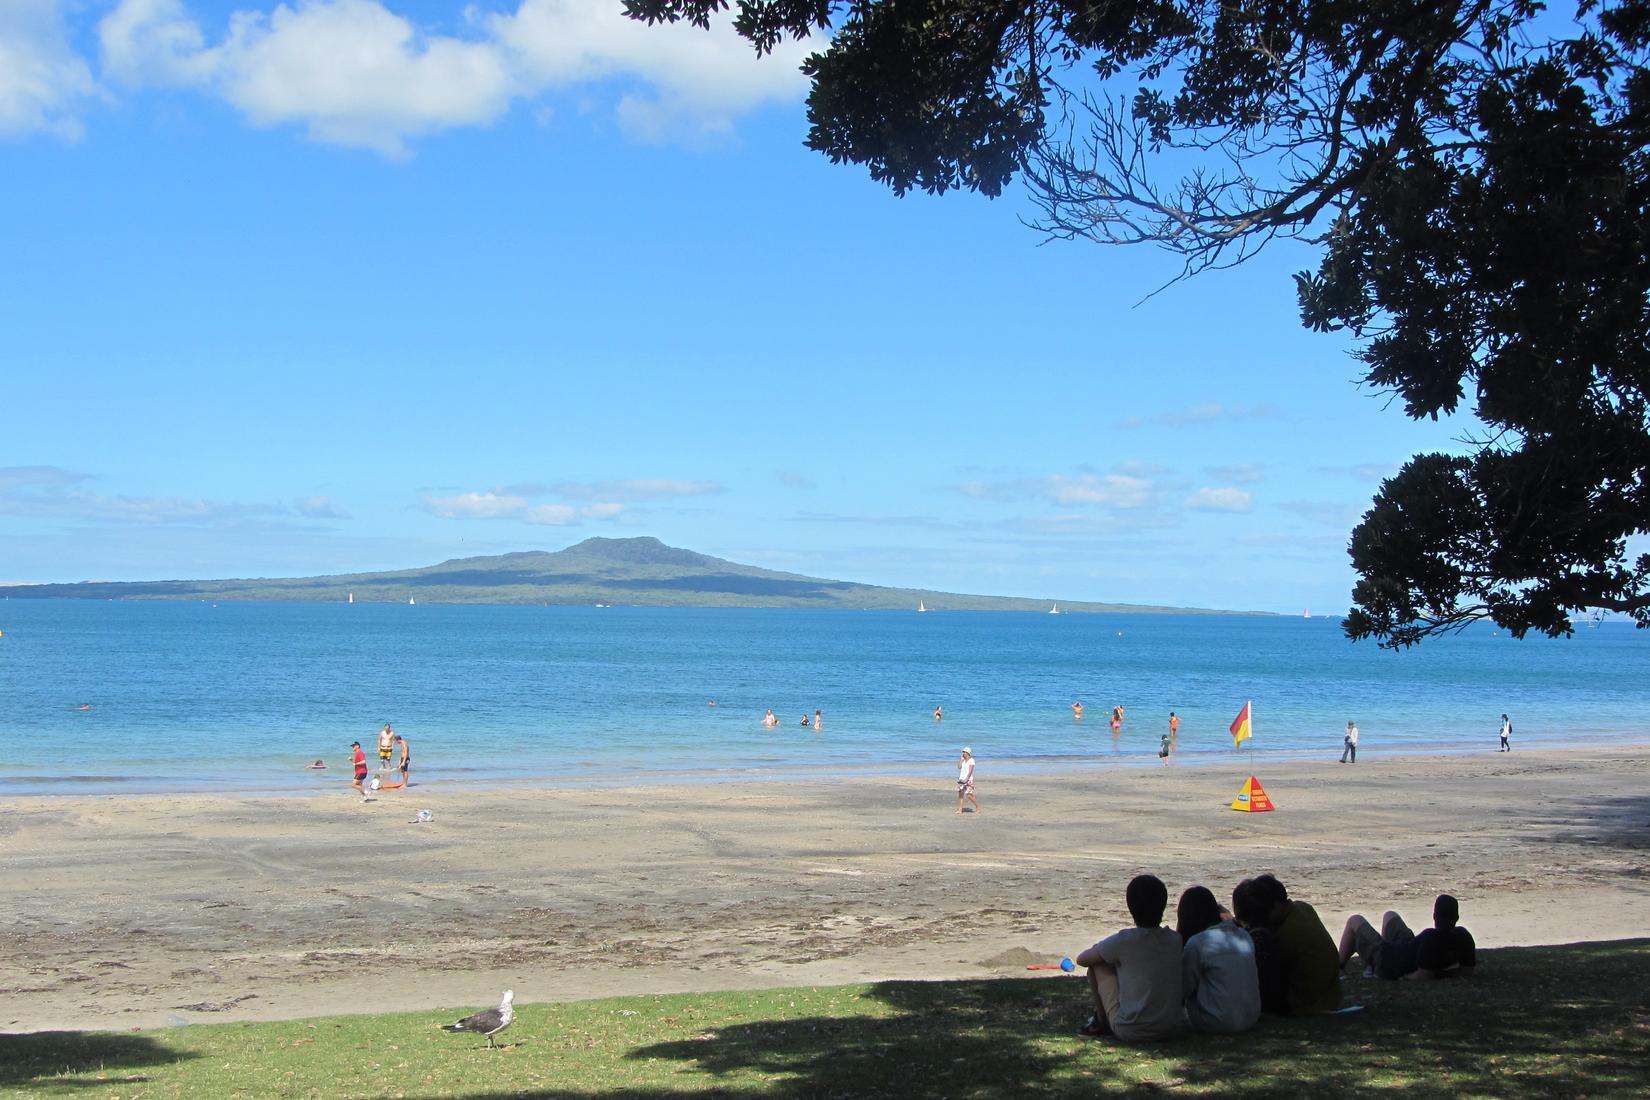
956;747;980;815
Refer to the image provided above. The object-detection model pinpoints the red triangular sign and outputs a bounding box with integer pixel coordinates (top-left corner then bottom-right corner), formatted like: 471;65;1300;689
1230;775;1275;812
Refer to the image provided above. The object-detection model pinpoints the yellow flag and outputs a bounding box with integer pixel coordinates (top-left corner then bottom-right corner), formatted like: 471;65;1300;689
1229;700;1252;746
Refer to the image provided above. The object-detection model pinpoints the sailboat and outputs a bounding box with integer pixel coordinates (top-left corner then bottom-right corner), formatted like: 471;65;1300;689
408;597;416;606
1049;604;1061;614
347;592;354;604
1303;607;1311;619
917;601;928;612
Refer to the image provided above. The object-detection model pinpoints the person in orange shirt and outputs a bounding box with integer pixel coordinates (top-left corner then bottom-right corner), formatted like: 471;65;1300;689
1169;711;1180;746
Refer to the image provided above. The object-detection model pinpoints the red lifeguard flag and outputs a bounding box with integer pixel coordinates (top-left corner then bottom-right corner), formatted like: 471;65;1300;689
1229;700;1253;746
1231;775;1275;812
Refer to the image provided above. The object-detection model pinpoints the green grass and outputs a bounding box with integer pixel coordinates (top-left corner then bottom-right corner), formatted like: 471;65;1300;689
6;940;1649;1099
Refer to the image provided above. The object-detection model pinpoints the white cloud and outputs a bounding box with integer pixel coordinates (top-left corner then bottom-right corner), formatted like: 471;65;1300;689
91;0;811;153
101;0;514;155
0;466;331;525
423;486;634;525
423;490;529;520
0;0;98;139
961;470;1162;510
523;502;578;525
1185;487;1253;513
295;494;350;518
490;0;810;144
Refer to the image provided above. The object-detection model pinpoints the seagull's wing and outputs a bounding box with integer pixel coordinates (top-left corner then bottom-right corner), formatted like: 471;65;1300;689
444;1007;503;1034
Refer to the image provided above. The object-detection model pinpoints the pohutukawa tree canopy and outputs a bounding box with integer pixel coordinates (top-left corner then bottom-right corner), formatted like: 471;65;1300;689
626;0;1650;646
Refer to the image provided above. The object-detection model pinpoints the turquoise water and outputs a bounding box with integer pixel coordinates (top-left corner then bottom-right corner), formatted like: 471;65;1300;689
0;600;1644;793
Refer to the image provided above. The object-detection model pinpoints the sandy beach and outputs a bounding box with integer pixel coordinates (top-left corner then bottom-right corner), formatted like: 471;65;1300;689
3;747;1649;1033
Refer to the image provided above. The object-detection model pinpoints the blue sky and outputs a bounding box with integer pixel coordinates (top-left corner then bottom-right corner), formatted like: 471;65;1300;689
1;0;1471;613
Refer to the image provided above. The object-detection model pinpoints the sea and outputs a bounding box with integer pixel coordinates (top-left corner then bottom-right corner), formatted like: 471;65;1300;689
0;600;1644;795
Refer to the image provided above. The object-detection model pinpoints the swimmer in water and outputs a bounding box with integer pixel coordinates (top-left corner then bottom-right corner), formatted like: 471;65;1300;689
1072;701;1084;720
814;709;823;730
763;708;779;728
801;714;811;727
78;703;93;711
306;759;327;769
934;705;944;721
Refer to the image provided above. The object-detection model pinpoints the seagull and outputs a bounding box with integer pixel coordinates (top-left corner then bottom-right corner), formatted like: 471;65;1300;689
440;989;514;1048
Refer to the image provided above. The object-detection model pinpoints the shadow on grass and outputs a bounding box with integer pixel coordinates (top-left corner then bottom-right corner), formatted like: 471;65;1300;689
0;1030;197;1093
416;940;1650;1100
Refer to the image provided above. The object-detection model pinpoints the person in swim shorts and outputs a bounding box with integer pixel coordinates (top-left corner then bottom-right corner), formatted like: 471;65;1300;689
378;723;395;768
351;741;369;801
395;733;410;787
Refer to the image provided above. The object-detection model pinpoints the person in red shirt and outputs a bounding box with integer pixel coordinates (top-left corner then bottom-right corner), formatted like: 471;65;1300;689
351;741;369;801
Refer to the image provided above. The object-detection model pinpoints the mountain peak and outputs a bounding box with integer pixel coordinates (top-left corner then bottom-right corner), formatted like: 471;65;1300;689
561;536;718;568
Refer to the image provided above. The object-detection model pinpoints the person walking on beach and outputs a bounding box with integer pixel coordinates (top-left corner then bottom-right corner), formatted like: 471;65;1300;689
350;741;369;801
956;747;980;814
1340;721;1359;764
1499;714;1512;752
395;733;411;787
1159;731;1172;766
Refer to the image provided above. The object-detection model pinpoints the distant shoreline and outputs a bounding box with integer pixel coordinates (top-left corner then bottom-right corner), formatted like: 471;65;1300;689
0;534;1268;615
2;738;1641;798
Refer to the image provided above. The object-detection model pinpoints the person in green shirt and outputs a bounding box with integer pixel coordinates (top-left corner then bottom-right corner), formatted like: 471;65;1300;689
1249;874;1341;1014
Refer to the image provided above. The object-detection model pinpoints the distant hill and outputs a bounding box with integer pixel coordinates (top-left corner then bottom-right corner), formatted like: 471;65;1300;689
0;536;1252;614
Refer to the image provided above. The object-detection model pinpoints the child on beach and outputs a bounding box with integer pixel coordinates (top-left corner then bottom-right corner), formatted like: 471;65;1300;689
956;748;979;815
350;741;369;801
1159;732;1172;766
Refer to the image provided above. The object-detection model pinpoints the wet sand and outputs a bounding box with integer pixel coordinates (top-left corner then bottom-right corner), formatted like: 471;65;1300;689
3;747;1648;1032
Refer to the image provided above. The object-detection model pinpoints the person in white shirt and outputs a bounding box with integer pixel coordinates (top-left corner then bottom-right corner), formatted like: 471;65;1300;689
955;747;980;815
1499;714;1512;752
1177;885;1261;1033
1340;720;1359;764
1075;874;1185;1042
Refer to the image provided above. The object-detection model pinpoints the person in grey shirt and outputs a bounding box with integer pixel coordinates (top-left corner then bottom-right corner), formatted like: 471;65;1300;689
1177;885;1262;1033
1076;874;1185;1042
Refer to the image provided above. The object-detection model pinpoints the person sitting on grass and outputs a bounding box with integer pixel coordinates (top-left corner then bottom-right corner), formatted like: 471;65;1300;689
1177;885;1262;1033
1338;894;1477;980
1248;873;1341;1014
1231;878;1287;1015
1075;874;1184;1042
